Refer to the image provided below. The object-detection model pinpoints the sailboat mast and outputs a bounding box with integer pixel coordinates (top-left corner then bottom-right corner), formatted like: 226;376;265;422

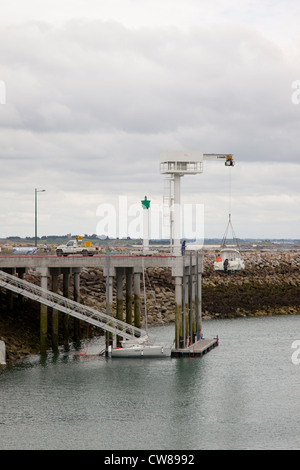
142;257;148;335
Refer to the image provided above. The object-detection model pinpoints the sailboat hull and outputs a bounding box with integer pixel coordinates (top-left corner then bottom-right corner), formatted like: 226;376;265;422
111;344;172;358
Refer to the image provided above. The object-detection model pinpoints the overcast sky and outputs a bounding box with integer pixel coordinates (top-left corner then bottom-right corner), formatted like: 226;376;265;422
0;0;299;240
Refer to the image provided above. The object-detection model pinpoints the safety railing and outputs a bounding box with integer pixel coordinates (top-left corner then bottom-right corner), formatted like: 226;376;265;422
0;270;147;341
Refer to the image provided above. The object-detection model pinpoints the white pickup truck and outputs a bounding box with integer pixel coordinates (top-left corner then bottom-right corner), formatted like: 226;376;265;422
56;238;99;257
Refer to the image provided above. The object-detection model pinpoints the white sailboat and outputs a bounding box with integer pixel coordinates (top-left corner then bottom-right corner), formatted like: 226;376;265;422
111;335;172;358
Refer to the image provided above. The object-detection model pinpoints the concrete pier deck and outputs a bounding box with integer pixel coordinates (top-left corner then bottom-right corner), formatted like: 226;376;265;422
0;252;207;355
171;337;218;357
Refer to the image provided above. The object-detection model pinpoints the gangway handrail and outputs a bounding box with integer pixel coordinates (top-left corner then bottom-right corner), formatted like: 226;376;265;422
0;270;147;341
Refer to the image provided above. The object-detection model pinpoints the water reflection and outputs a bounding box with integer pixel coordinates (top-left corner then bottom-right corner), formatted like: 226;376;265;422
1;318;300;449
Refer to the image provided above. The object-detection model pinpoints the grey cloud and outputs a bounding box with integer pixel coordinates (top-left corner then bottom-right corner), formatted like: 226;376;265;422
0;15;299;237
1;20;298;150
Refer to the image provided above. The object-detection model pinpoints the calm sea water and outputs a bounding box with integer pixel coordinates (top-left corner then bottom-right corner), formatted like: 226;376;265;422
1;315;300;450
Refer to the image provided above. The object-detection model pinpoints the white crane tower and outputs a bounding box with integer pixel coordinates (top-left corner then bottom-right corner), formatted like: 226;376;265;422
160;151;235;255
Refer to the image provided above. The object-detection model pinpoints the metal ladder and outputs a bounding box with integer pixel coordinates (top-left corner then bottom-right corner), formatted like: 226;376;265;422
0;270;147;341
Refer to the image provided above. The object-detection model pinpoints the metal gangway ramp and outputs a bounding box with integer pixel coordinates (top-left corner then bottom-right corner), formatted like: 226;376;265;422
0;270;147;341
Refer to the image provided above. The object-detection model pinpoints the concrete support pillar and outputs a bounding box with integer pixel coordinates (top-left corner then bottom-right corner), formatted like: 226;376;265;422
174;276;182;349
197;256;203;338
183;265;189;348
50;268;60;353
38;268;49;354
5;268;15;311
73;269;80;303
192;267;196;342
106;274;114;348
116;268;124;322
103;259;115;349
16;268;26;279
108;276;114;314
62;268;71;346
16;268;26;303
189;253;194;345
181;258;186;348
172;256;184;349
116;268;124;347
134;270;141;328
126;268;133;325
73;268;81;342
104;260;114;314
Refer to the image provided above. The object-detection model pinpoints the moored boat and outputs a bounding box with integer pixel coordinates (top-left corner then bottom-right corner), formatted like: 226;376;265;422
110;336;172;358
214;214;245;273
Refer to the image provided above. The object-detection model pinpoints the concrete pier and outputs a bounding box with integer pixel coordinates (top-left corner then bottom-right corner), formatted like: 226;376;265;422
0;251;211;356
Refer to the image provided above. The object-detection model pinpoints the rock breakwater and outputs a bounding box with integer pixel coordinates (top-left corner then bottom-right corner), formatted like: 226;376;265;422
19;250;300;324
201;250;300;318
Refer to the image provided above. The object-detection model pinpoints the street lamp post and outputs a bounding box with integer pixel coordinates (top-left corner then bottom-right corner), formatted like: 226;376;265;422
35;188;46;247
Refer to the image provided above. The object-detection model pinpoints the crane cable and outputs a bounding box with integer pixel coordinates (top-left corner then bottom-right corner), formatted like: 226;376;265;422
229;163;232;217
221;165;240;251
